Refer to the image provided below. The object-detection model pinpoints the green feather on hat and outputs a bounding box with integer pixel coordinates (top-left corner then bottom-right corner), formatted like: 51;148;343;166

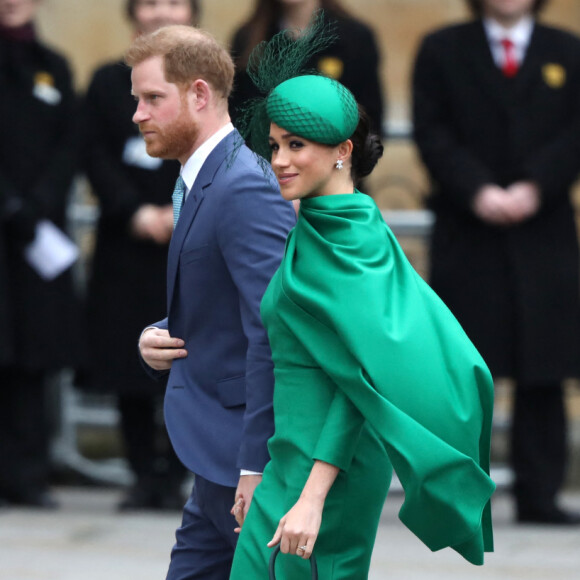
237;11;360;161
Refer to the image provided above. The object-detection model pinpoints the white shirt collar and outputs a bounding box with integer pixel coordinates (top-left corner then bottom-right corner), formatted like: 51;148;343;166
483;16;534;65
180;122;234;194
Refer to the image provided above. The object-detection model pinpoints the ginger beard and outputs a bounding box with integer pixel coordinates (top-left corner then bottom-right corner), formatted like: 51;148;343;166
140;92;199;160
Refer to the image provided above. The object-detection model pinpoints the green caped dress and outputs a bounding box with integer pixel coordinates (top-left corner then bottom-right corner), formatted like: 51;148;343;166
230;192;495;580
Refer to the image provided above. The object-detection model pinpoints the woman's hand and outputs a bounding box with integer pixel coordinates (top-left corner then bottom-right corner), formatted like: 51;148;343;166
267;496;324;560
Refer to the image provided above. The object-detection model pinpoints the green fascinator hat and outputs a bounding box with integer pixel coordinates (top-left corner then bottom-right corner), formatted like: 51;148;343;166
236;11;360;161
267;75;359;145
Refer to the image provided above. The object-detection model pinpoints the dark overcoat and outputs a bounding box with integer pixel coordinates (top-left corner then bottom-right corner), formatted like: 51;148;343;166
0;215;12;366
0;35;84;371
82;61;180;394
413;21;580;384
230;10;385;136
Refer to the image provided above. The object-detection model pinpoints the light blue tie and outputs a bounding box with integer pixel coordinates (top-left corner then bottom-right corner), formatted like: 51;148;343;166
172;175;186;228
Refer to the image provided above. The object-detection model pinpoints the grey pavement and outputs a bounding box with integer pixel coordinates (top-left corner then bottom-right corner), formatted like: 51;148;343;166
1;486;579;579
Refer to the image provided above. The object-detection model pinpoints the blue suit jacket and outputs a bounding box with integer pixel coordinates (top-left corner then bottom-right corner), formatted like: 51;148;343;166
148;130;295;487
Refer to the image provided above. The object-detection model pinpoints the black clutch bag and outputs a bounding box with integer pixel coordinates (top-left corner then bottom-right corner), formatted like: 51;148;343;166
269;545;318;579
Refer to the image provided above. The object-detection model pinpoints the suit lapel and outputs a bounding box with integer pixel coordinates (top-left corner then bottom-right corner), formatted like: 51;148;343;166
462;20;544;110
461;21;513;110
166;130;239;315
509;24;546;102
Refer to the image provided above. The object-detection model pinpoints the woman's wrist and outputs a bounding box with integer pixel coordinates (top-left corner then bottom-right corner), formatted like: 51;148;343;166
299;460;340;505
299;488;327;506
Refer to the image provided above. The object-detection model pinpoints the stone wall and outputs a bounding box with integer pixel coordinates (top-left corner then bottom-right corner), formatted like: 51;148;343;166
35;0;580;207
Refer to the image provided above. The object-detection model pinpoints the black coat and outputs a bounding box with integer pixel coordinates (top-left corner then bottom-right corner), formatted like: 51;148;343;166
230;11;385;136
0;35;84;371
413;21;580;384
82;61;180;394
0;217;12;367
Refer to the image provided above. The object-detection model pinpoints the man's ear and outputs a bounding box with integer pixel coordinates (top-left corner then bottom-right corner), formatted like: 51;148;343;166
188;79;210;110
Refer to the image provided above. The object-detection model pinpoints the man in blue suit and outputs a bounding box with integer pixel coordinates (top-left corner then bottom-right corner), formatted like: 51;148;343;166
128;25;296;579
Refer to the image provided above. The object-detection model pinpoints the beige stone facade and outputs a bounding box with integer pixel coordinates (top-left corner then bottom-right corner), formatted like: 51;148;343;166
35;0;580;207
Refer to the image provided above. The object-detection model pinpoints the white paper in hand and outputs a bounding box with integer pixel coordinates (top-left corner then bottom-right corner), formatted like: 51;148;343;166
24;219;79;280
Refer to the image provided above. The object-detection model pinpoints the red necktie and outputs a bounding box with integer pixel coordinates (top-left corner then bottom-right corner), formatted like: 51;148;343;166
501;38;518;78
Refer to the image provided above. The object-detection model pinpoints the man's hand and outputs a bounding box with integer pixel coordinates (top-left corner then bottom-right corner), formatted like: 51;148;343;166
131;204;174;244
231;474;262;533
472;182;541;225
139;328;187;371
472;184;513;225
504;181;541;222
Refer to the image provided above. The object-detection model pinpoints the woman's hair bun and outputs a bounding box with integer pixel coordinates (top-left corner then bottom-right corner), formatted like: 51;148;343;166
350;107;383;180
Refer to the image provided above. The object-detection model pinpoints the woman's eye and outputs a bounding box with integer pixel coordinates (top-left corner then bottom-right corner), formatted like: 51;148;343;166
269;143;279;152
289;140;304;149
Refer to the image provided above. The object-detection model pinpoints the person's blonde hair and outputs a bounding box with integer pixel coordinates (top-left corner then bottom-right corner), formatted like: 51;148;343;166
125;24;234;99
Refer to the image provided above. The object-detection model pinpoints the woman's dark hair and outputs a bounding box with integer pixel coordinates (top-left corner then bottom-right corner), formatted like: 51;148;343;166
125;0;200;24
465;0;548;16
350;106;383;182
236;0;352;68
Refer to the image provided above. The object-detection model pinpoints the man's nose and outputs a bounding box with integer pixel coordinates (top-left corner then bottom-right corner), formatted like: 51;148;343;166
132;102;148;125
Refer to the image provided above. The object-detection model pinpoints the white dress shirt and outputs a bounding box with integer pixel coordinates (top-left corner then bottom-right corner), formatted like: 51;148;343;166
179;122;234;198
483;16;534;69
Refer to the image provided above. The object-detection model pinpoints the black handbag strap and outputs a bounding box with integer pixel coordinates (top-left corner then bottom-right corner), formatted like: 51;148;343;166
269;545;318;579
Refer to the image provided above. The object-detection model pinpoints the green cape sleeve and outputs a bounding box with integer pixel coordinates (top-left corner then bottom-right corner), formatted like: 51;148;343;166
276;192;495;565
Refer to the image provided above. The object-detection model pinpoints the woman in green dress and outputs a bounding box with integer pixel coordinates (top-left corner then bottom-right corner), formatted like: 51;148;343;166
229;72;495;579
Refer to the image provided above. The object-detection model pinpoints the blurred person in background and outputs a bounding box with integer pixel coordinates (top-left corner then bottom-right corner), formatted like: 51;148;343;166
413;0;580;525
0;212;13;439
81;0;200;512
229;0;385;140
0;0;83;508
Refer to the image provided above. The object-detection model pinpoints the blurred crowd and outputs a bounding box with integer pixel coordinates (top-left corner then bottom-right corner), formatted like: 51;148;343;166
1;0;579;527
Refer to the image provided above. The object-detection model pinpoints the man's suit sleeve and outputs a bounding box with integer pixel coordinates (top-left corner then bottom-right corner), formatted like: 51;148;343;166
522;33;580;206
412;34;495;211
216;169;295;473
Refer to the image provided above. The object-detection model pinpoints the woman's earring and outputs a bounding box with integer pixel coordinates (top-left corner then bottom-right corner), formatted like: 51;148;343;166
335;160;343;170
